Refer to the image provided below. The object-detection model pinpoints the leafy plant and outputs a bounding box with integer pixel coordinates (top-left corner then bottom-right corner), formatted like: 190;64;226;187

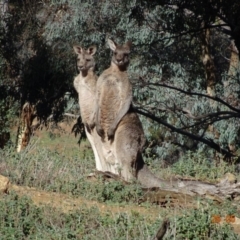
171;151;236;181
0;137;143;204
168;204;239;240
0;192;157;239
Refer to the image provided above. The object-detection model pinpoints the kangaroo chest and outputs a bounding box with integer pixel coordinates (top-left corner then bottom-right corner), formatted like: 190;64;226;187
74;75;96;122
97;72;129;128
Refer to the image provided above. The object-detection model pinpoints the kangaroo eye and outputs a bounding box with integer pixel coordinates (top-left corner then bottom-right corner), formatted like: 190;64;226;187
86;59;91;61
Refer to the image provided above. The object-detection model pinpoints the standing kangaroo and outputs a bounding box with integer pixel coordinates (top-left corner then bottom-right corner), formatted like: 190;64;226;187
91;39;132;141
88;39;145;180
73;45;108;171
73;45;97;131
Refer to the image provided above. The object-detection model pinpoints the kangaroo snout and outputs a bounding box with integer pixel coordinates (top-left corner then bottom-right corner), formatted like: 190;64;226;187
116;58;124;64
77;64;85;70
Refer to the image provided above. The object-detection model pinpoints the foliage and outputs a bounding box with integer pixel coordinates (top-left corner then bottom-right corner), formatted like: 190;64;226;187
170;206;239;240
0;190;239;239
0;194;43;239
1;0;240;159
0;134;143;204
0;97;15;147
0;0;76;124
171;150;236;181
0;192;158;239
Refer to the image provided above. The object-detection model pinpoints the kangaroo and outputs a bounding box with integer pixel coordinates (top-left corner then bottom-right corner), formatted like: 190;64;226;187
90;39;132;141
73;45;97;131
73;45;109;171
86;39;147;180
86;39;145;180
77;40;161;184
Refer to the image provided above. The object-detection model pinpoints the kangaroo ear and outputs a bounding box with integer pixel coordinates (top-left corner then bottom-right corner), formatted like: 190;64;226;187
124;41;132;49
73;45;83;55
107;39;117;51
88;46;97;55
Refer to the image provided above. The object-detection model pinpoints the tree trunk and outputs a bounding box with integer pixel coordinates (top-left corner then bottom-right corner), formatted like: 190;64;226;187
228;40;239;77
223;40;240;153
200;26;216;97
224;40;239;100
16;102;35;152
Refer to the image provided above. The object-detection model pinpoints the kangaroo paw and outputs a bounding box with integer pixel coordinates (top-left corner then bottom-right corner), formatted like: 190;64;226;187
107;128;115;141
96;125;105;139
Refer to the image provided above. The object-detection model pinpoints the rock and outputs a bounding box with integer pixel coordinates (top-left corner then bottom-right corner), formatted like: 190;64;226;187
218;172;237;184
232;217;240;235
0;175;10;194
225;172;237;184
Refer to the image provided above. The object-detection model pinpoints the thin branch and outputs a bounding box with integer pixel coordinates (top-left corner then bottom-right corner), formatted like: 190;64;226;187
181;108;239;121
134;107;234;159
180;113;239;131
137;100;239;131
142;82;240;113
136;24;228;48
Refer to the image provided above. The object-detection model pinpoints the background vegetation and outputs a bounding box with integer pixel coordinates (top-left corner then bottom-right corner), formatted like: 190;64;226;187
1;0;240;163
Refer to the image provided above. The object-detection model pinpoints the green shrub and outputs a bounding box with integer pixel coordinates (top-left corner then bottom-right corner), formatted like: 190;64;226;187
167;205;239;240
0;192;157;239
171;151;236;181
0;144;143;204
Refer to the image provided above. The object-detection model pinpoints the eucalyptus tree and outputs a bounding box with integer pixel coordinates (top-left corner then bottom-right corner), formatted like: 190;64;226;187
127;0;240;162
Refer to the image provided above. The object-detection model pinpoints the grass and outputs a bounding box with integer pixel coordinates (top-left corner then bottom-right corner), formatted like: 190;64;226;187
0;192;163;239
0;141;144;203
147;150;237;183
0;192;239;239
0;124;239;239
